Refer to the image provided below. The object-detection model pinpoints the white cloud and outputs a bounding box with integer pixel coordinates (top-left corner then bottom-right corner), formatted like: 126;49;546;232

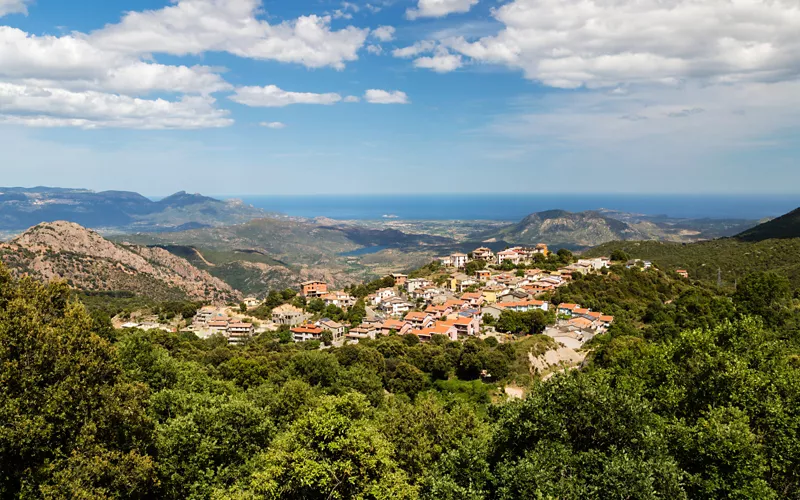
260;121;286;129
344;95;361;102
414;48;463;72
332;10;353;20
371;26;395;42
0;0;29;17
407;0;479;20
0;82;232;129
367;44;383;55
364;89;410;104
446;0;800;89
89;0;369;70
230;85;342;107
392;40;437;58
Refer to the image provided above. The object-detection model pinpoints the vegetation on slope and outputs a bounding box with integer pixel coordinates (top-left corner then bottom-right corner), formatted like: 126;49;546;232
3;256;800;498
736;207;800;241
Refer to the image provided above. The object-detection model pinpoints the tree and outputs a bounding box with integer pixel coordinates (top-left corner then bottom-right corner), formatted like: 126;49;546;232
610;250;630;262
321;330;334;346
226;394;417;499
733;271;792;327
307;298;325;313
0;267;156;497
239;302;248;313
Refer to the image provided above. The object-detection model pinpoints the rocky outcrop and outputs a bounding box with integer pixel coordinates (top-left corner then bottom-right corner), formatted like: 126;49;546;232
0;221;239;303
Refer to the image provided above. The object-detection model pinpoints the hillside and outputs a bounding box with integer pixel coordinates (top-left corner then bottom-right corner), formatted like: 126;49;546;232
0;187;268;231
585;238;800;288
481;209;648;248
0;221;239;303
736;207;800;241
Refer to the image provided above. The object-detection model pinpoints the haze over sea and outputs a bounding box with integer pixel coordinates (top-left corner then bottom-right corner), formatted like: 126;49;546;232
228;194;800;221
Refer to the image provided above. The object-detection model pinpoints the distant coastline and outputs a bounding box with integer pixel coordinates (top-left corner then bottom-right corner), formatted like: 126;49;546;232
227;193;799;221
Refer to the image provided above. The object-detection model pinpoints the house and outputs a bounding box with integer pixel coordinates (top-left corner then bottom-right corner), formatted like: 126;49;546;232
405;311;435;329
375;287;397;303
415;323;458;342
208;318;230;334
481;304;505;320
599;315;615;327
406;278;431;293
391;273;408;286
449;273;477;293
481;286;504;304
568;317;595;330
425;304;453;319
524;268;546;280
558;303;580;316
301;280;328;298
573;308;591;317
243;297;261;308
291;324;325;343
497;249;521;265
472;247;495;262
577;257;610;271
441;316;481;337
534;243;550;257
676;269;689;278
451;253;468;269
380;319;413;336
438;255;453;267
272;304;310;326
413;286;445;303
347;323;379;343
501;299;549;313
319;319;346;341
193;306;219;325
380;297;412;317
476;269;492;281
461;292;484;307
227;322;255;345
321;291;356;309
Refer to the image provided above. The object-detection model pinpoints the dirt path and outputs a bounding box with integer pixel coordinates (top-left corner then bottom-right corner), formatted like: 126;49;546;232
193;248;215;267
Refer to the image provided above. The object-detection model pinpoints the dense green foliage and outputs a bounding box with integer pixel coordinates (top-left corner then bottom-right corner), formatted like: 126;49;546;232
736;207;800;242
587;238;800;289
3;260;800;498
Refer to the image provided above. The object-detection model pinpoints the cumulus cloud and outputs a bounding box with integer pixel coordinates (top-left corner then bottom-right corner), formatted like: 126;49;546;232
364;89;409;104
445;0;800;89
344;95;361;103
371;26;395;42
367;44;383;55
392;40;437;58
260;121;286;129
0;0;29;17
0;82;232;129
414;48;463;72
89;0;369;70
407;0;479;20
230;85;342;107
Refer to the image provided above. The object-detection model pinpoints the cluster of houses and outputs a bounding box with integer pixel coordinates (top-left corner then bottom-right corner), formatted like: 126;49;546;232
543;303;616;348
275;247;617;346
191;306;255;345
439;245;550;268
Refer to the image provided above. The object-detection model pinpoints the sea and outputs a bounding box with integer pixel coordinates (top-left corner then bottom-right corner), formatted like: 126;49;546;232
227;194;800;221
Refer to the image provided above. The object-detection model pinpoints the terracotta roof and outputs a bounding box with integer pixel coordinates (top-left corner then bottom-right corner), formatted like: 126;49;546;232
600;315;615;323
291;325;323;334
569;317;594;329
574;308;591;315
558;303;579;310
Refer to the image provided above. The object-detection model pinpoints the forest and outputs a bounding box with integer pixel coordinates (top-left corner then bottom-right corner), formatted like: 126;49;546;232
2;262;800;499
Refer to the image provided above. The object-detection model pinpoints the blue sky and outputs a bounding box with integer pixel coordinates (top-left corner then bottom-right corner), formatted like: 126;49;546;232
0;0;798;196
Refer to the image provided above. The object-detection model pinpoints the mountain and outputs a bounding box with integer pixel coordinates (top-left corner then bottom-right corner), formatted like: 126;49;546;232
736;207;800;242
0;186;268;232
481;209;649;248
0;221;239;303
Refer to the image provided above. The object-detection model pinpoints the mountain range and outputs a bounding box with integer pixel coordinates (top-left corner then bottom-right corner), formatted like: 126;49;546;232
736;207;800;242
0;187;268;232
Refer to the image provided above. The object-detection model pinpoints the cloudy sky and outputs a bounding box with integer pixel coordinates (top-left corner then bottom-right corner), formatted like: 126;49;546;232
0;0;798;195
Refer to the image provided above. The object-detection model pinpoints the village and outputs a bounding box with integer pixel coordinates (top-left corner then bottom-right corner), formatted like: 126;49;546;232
155;244;637;351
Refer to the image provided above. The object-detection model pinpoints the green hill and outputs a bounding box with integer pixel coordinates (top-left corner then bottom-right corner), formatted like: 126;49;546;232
736;207;800;241
586;237;800;288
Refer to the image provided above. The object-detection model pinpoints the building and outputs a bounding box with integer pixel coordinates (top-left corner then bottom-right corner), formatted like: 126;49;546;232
500;299;549;313
321;291;356;309
406;278;431;293
476;269;492;281
380;297;413;317
557;303;580;316
497;249;522;265
319;319;346;341
472;247;495;262
404;311;434;329
380;319;413;336
271;304;310;326
291;324;325;343
301;280;328;298
676;269;689;278
227;322;255;345
451;253;468;269
242;297;261;308
391;273;408;286
347;323;379;343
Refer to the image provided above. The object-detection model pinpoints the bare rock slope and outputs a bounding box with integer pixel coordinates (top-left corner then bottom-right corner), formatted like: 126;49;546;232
0;221;239;303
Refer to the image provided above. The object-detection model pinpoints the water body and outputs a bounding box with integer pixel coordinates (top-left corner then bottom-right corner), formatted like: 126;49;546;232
339;246;388;257
230;194;800;221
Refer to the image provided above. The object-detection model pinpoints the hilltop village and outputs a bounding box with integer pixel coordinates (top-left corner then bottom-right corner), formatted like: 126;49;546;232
147;244;656;352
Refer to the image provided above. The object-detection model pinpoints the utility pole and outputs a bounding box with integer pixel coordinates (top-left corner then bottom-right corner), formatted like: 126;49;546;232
717;268;722;288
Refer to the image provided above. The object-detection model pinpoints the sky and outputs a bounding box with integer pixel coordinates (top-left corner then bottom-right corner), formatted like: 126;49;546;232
0;0;799;196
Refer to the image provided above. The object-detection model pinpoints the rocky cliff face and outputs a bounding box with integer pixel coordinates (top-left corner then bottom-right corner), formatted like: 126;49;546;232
0;221;239;303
